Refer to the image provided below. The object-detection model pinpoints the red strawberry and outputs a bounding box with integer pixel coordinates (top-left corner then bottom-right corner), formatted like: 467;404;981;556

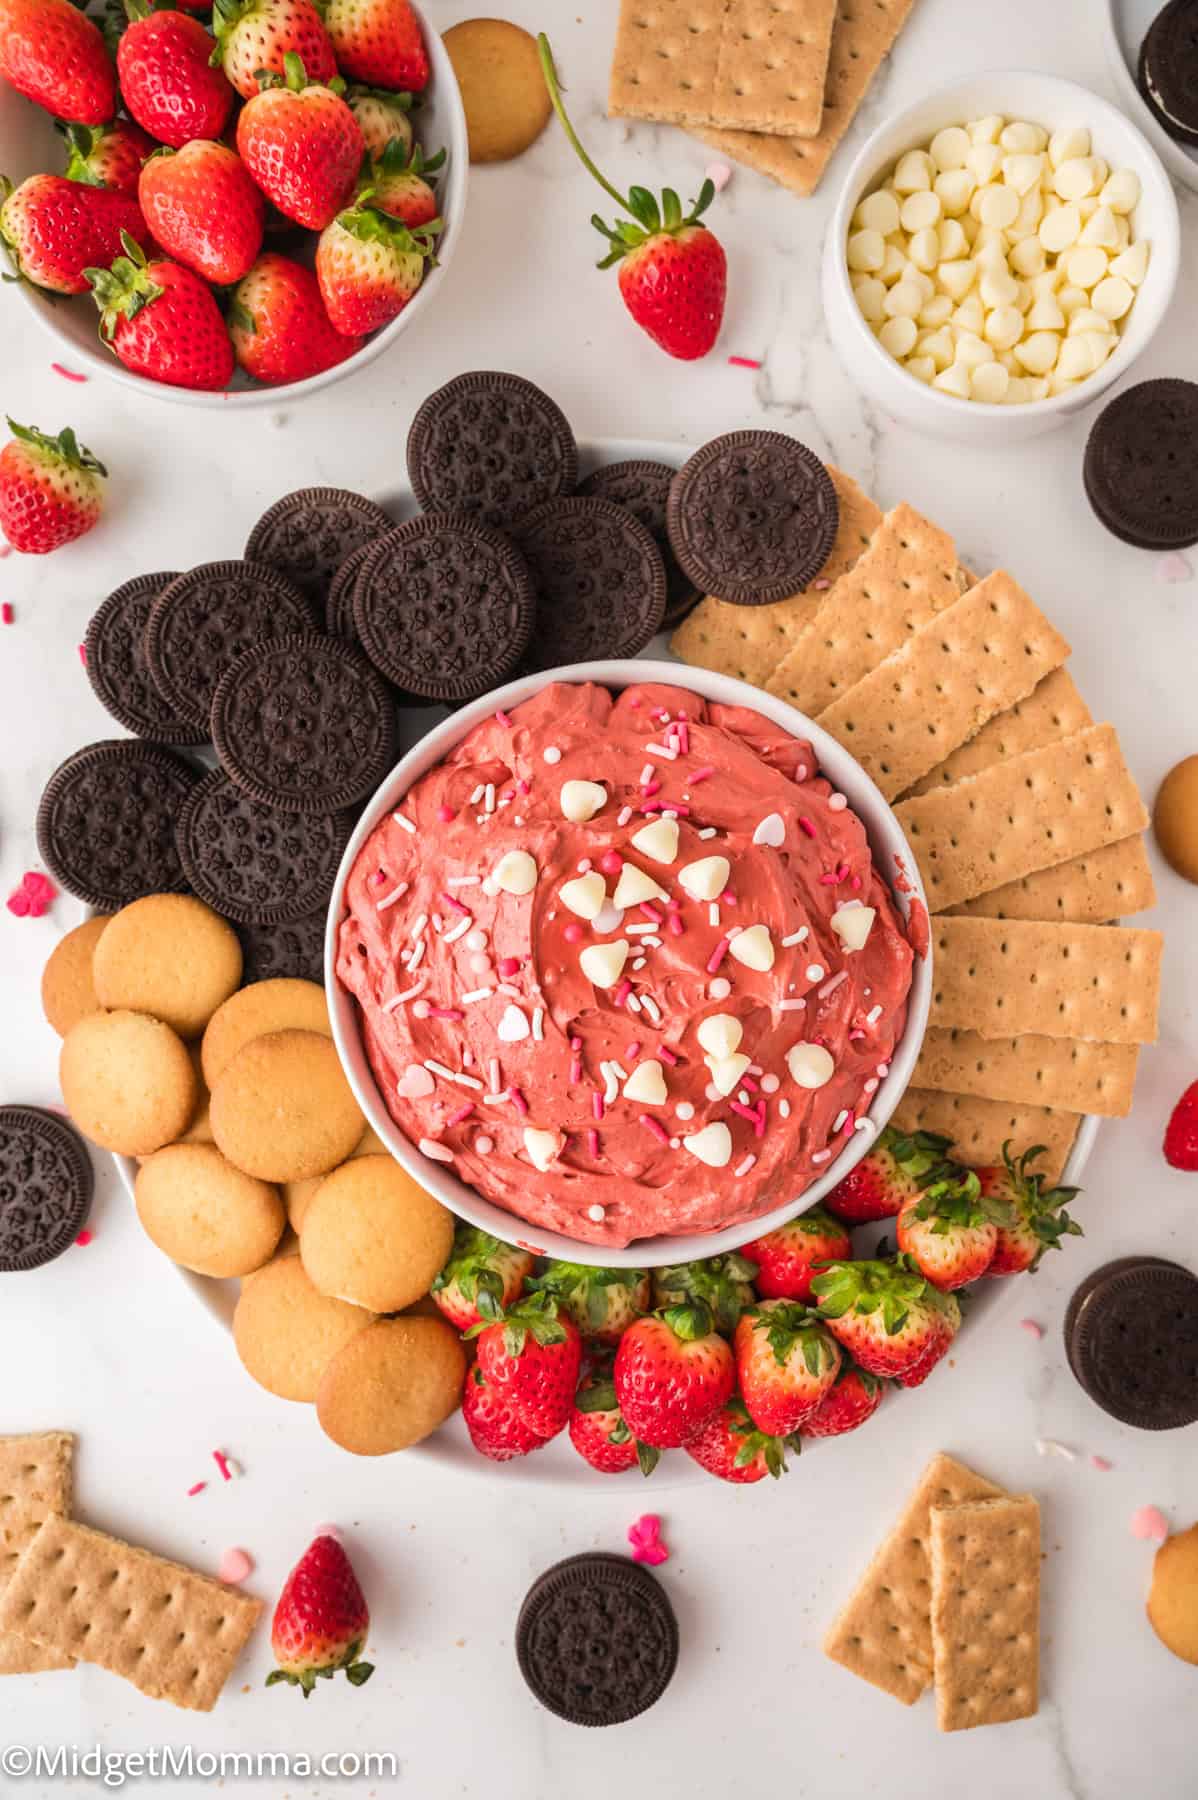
0;420;105;556
540;35;726;361
897;1167;1014;1292
685;1395;796;1483
64;120;157;198
978;1142;1082;1276
347;84;414;160
734;1299;841;1437
367;140;443;229
812;1254;960;1386
650;1253;757;1334
801;1361;884;1440
266;1532;373;1697
139;141;264;286
213;0;336;101
613;1305;735;1448
823;1126;954;1224
461;1364;545;1462
527;1260;650;1347
88;233;234;392
230;253;362;384
117;4;235;150
467;1294;582;1441
0;174;150;295
0;0;116;126
739;1208;852;1303
315;199;436;335
325;0;429;93
430;1224;534;1331
568;1364;656;1475
1164;1081;1198;1172
237;54;365;231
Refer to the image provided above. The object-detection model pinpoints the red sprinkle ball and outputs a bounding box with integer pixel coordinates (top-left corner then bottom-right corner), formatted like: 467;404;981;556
7;870;56;918
75;1229;93;1247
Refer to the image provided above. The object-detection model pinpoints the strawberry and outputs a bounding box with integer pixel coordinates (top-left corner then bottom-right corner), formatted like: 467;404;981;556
568;1363;656;1475
978;1142;1082;1276
539;35;727;362
213;0;336;102
266;1532;373;1697
461;1364;544;1463
63;120;157;198
347;84;414;160
651;1253;757;1334
230;253;363;384
315;198;436;335
734;1299;841;1437
367;140;443;229
88;232;235;392
1;174;150;295
812;1254;961;1387
801;1360;884;1440
739;1208;852;1303
897;1167;1013;1292
527;1260;650;1346
1164;1081;1198;1172
139;141;265;286
117;3;235;150
0;420;105;556
430;1224;534;1331
466;1293;582;1441
684;1395;796;1483
0;0;116;126
237;54;365;231
325;0;429;94
823;1126;954;1224
613;1304;735;1448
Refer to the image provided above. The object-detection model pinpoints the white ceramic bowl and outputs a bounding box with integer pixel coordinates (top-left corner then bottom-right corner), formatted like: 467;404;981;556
0;0;468;408
325;657;934;1271
821;70;1180;443
1103;0;1198;195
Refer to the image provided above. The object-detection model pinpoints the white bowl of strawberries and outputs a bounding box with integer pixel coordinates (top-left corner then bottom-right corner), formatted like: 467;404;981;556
0;0;467;404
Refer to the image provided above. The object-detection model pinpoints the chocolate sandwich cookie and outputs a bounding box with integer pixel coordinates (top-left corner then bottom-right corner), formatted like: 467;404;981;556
0;1106;94;1272
1083;380;1198;550
176;768;353;926
511;496;666;670
145;561;317;736
325;541;373;642
36;739;198;910
354;514;535;701
1066;1257;1198;1429
579;460;700;626
237;909;327;984
1138;1;1198;147
666;430;839;605
245;487;393;606
406;370;578;529
84;572;205;745
212;633;397;817
516;1553;678;1727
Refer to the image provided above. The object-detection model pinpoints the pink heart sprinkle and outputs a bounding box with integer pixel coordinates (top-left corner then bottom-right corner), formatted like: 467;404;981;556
218;1548;253;1584
1156;551;1192;584
628;1513;669;1565
1130;1505;1169;1542
397;1063;436;1099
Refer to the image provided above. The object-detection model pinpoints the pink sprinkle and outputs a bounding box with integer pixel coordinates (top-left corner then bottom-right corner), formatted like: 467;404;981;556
370;868;387;886
1130;1506;1169;1543
586;1128;600;1158
644;799;688;815
497;956;520;977
446;1103;475;1127
564;922;583;943
570;1055;582;1082
614;979;632;1007
0;543;9;559
1091;1455;1113;1472
600;850;623;875
219;1548;253;1584
659;1045;679;1066
668;913;685;937
705;161;732;193
813;578;831;590
690;765;714;783
720;890;737;906
1;602;12;625
509;1088;529;1116
642;779;661;799
517;778;531;795
848;1028;865;1041
728;355;762;370
6;870;56;918
628;695;642;708
440;891;471;915
626;1041;642;1061
640;1113;670;1145
427;1006;464;1021
592;1090;605;1122
212;1450;234;1482
50;362;87;382
437;804;455;823
1019;1318;1044;1339
819;871;839;886
77;643;87;665
798;816;816;838
187;1482;206;1498
494;709;513;727
850;874;862;891
639;903;663;923
570;1035;582;1050
729;1099;759;1126
707;936;730;973
1156;551;1192;584
675;720;689;755
75;1229;93;1247
739;1074;759;1093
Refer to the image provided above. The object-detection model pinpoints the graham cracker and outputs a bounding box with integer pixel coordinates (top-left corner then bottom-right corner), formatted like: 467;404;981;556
609;0;836;139
0;1432;75;1677
818;573;1071;801
889;1088;1079;1184
0;1516;261;1711
929;915;1162;1046
901;667;1092;801
670;466;881;687
766;503;964;716
693;0;920;195
948;836;1157;927
894;724;1149;913
823;1452;1004;1704
930;1494;1040;1732
913;1027;1140;1118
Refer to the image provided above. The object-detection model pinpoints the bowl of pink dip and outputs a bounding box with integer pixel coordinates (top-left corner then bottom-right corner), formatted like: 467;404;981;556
328;661;932;1268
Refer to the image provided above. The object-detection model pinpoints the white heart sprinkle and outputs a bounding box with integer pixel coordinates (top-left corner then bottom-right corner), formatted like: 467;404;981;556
752;812;786;848
497;1005;530;1043
397;1064;435;1099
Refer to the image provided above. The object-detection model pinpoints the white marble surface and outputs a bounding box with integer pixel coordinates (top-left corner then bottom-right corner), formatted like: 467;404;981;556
2;0;1197;1793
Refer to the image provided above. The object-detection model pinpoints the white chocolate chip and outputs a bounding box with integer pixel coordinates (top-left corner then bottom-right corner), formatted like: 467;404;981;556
523;1127;561;1172
678;854;731;902
631;817;680;864
727;924;775;972
696;1013;743;1059
878;317;918;358
682;1122;733;1169
1039;201;1081;253
929;125;970;169
705;1052;752;1098
492;850;537;896
976;184;1018;229
1014;330;1060;375
1100;168;1140;214
1091;274;1133;320
967;142;1003;185
579;939;629;989
968;114;1004;146
831;903;877;952
611;864;667;910
971;362;1009;403
1063;244;1108;289
934;168;975;216
900;189;941;232
933;362;972;399
1110;240;1149;286
1026;293;1065;330
1053;156;1102;201
1049;126;1090;168
855;188;900;234
893;148;933;192
1000;120;1047;154
847;227;885;272
560;871;607;919
1002;152;1044;195
623;1059;667;1105
1080;204;1120;250
559;779;607;823
786;1043;836;1090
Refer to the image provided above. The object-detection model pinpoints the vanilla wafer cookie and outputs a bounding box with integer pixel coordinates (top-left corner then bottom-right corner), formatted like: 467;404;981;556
913;1027;1140;1117
930;1494;1040;1732
889;1088;1080;1184
0;1433;74;1676
947;836;1157;926
902;668;1092;801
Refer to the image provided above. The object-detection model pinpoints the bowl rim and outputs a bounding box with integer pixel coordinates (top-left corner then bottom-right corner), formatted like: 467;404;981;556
826;66;1182;423
324;656;934;1269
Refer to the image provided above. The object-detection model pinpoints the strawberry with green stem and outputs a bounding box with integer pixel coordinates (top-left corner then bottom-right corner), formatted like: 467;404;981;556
527;1260;650;1346
266;1532;373;1697
978;1142;1082;1276
430;1224;534;1331
651;1253;757;1335
63;120;158;198
237;54;365;231
366;139;443;229
0;420;106;555
613;1302;735;1448
87;231;235;392
0;0;117;127
685;1395;798;1483
569;1358;658;1476
823;1126;955;1225
212;0;337;101
465;1292;582;1441
739;1207;852;1303
347;85;414;160
230;252;362;385
538;34;726;362
1;173;151;295
812;1254;961;1387
897;1165;1014;1292
734;1299;842;1437
801;1359;883;1440
315;194;437;336
117;1;235;150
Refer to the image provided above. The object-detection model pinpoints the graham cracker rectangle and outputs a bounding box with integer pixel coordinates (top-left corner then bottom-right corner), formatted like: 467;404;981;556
609;0;835;138
823;1452;1004;1704
889;1088;1080;1184
0;1516;261;1711
694;0;919;195
817;573;1071;801
930;915;1163;1045
948;835;1157;927
766;503;964;716
930;1495;1040;1732
901;667;1092;801
894;724;1149;913
670;467;881;688
913;1027;1140;1118
0;1432;75;1677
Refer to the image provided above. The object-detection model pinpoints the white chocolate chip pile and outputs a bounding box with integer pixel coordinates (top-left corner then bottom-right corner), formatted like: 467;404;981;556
847;116;1151;404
